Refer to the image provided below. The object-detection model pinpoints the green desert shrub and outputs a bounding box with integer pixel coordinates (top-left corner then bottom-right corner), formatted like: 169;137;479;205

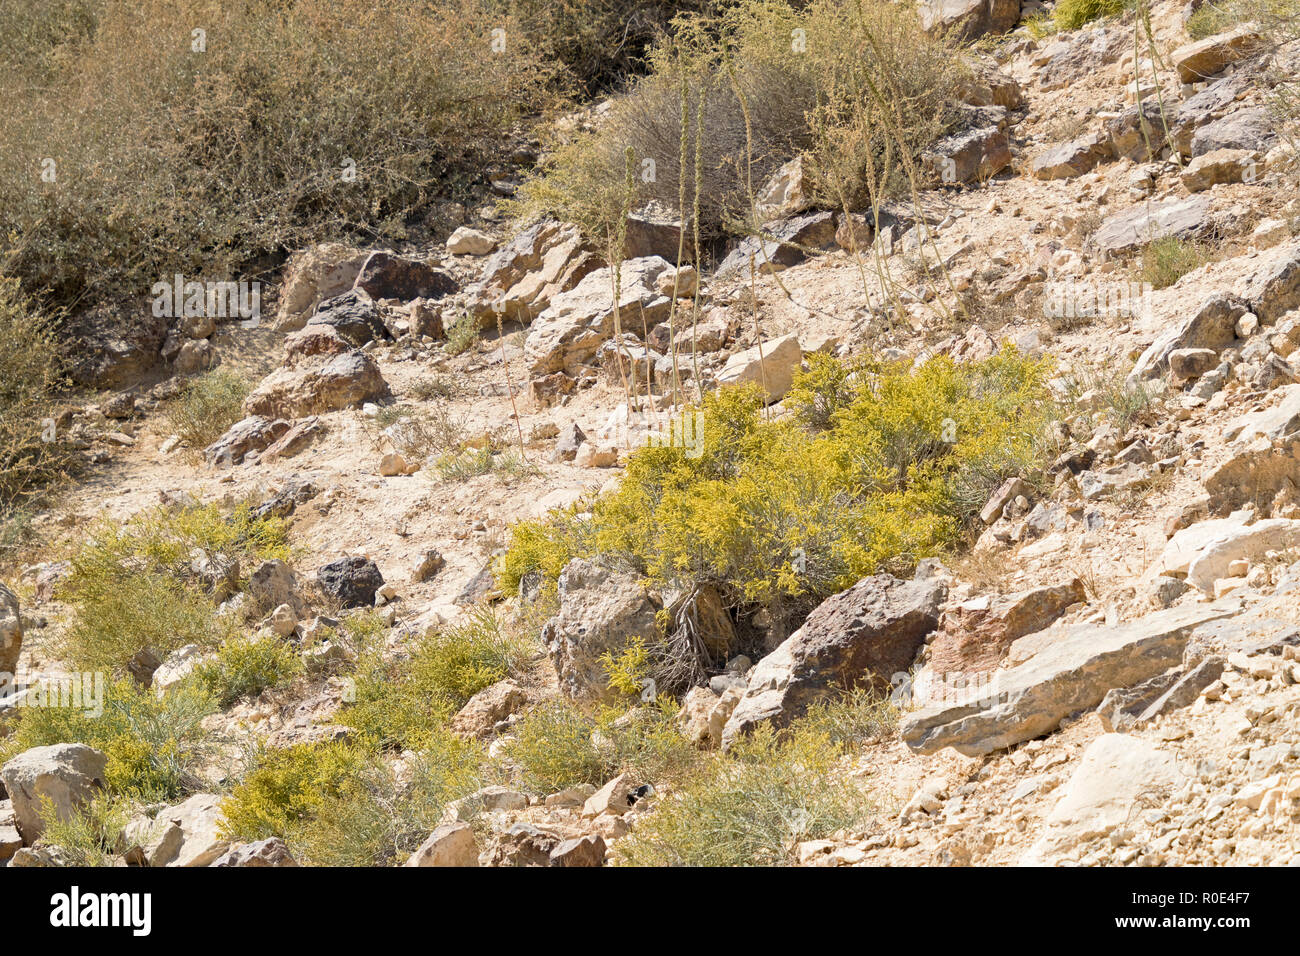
191;635;302;708
7;677;217;800
61;503;290;670
165;370;250;451
343;607;535;749
284;737;483;866
0;0;559;310
37;792;132;867
501;696;698;794
514;0;962;246
501;350;1056;611
614;719;873;866
219;740;373;843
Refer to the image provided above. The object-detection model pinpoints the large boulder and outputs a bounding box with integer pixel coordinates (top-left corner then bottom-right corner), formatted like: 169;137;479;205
924;125;1011;185
716;334;805;403
899;600;1240;756
524;257;674;377
121;793;230;867
721;574;945;749
1030;131;1113;180
925;579;1086;676
1032;25;1127;91
753;157;814;222
918;0;1021;40
1170;73;1255;157
1236;239;1300;322
450;679;527;739
0;583;22;676
466;221;601;325
404;823;479;867
542;559;661;703
1128;293;1248;382
1171;25;1265;83
65;303;167;389
243;351;391;419
274;243;370;331
317;557;384;609
353;252;457;302
210;837;298;867
202;415;291;466
1190;107;1277;158
1180;148;1259;192
714;212;837;280
1089;196;1213;257
0;744;108;844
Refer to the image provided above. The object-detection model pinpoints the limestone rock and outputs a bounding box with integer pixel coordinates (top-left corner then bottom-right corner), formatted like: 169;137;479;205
543;559;661;702
926;579;1086;676
450;679;527;739
1190;107;1277;158
1128;293;1247;382
210;837;298;867
900;601;1240;756
446;227;497;256
722;574;945;749
753;157;813;222
1180;148;1259;192
274;243;369;331
0;744;108;843
716;334;804;403
1090;196;1213;257
1031;131;1113;180
1021;734;1183;864
404;823;479;867
524;257;673;377
1236;239;1300;322
918;0;1021;40
203;415;291;466
243;352;392;419
1171;26;1265;83
925;125;1011;184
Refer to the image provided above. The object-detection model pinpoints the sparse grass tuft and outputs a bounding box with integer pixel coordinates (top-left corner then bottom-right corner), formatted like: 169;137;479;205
1137;237;1210;291
1053;0;1133;30
444;313;480;356
614;719;873;866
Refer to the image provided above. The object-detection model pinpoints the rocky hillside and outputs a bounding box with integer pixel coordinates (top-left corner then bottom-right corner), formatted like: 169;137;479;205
2;0;1300;869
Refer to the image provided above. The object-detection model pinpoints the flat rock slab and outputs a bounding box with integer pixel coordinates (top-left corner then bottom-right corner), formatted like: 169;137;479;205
1090;196;1212;257
900;600;1241;756
1020;734;1185;865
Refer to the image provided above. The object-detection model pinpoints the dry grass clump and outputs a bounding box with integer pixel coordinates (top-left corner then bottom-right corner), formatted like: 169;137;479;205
0;0;559;310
